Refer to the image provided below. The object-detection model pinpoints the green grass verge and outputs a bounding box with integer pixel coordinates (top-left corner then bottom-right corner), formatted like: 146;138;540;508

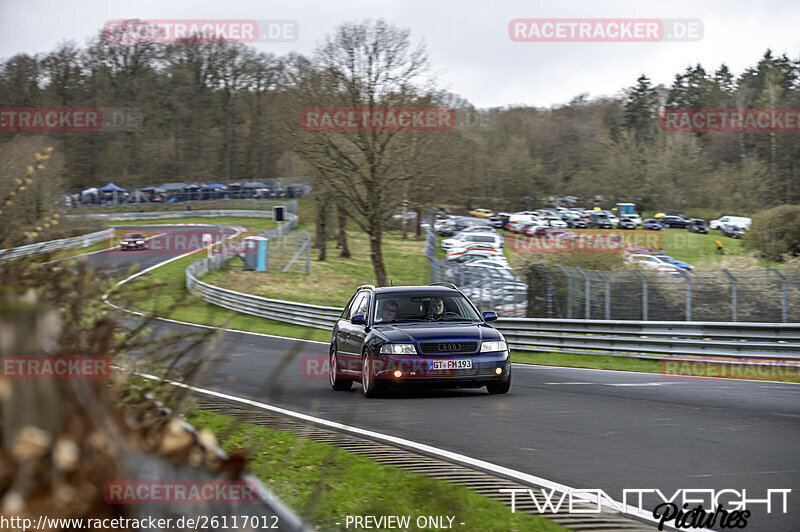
203;228;429;306
186;410;567;532
114;249;331;343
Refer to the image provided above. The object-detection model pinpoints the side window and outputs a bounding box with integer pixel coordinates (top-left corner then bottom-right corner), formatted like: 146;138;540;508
355;293;370;318
349;293;366;319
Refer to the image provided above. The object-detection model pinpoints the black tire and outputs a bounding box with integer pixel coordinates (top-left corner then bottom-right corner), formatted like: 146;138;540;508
329;345;352;391
361;351;384;398
486;367;512;395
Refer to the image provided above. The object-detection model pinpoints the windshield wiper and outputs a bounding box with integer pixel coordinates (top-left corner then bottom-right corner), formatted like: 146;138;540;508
379;318;428;324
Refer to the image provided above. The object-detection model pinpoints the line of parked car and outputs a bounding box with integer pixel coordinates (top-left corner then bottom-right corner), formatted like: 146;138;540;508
462;206;751;240
432;216;527;317
429;208;754;309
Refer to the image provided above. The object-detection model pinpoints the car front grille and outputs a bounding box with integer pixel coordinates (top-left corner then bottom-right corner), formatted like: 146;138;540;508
419;342;478;355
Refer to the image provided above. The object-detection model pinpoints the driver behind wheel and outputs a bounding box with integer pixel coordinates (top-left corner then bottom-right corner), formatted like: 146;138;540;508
428;297;445;319
376;299;398;322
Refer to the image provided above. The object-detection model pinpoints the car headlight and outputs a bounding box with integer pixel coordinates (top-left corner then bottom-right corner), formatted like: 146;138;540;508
480;340;507;352
380;343;417;355
120;241;128;244
136;240;144;244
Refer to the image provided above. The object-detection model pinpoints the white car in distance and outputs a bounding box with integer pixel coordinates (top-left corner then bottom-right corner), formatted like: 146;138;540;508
709;216;752;230
442;232;503;250
626;254;681;273
543;215;567;228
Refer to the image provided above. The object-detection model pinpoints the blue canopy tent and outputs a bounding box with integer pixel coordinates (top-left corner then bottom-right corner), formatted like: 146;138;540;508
201;183;228;200
98;182;127;204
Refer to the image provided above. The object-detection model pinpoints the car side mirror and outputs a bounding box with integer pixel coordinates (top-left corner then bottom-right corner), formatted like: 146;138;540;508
483;311;498;322
351;314;366;325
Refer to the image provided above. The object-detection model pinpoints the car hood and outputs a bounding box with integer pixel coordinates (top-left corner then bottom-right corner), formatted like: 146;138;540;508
372;322;502;344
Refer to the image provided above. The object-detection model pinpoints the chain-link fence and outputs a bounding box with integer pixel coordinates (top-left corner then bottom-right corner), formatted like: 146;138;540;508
523;265;800;322
209;210;310;274
426;222;528;316
425;222;800;322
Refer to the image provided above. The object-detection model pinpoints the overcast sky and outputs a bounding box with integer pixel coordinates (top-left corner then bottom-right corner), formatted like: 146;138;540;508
1;0;799;108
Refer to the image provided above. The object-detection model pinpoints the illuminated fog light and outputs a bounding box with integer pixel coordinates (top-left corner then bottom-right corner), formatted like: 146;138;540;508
394;370;402;378
495;367;503;375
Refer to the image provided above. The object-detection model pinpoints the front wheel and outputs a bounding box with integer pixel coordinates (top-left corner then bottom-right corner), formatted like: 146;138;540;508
329;346;352;391
361;352;384;398
486;368;511;395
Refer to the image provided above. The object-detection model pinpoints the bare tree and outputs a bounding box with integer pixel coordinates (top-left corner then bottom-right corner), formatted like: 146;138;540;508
281;20;437;286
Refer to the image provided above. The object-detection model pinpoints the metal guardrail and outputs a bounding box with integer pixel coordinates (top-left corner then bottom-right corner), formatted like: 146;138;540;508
498;318;800;360
186;254;340;330
0;228;114;262
185;254;800;361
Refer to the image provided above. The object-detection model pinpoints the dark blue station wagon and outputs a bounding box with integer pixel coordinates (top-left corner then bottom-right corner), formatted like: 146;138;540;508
329;283;511;397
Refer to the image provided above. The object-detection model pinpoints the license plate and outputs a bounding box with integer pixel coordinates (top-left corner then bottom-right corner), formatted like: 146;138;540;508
429;359;473;370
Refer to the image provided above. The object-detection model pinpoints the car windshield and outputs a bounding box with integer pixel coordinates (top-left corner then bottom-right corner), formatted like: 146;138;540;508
124;234;144;239
373;292;482;323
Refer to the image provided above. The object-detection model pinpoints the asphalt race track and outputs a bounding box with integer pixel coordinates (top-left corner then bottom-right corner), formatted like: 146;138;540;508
88;224;800;532
79;224;240;277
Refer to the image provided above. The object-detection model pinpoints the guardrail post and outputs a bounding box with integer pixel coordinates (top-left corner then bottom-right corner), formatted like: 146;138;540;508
721;269;737;321
632;269;648;321
576;267;591;319
677;269;692;321
595;270;611;320
557;265;573;319
769;268;788;323
305;230;311;274
539;266;553;317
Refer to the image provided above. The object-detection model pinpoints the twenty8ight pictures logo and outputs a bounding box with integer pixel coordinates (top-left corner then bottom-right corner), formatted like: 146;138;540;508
499;488;791;530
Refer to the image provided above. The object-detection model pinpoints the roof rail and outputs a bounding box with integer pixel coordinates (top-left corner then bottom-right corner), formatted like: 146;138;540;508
428;282;458;290
357;284;376;291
